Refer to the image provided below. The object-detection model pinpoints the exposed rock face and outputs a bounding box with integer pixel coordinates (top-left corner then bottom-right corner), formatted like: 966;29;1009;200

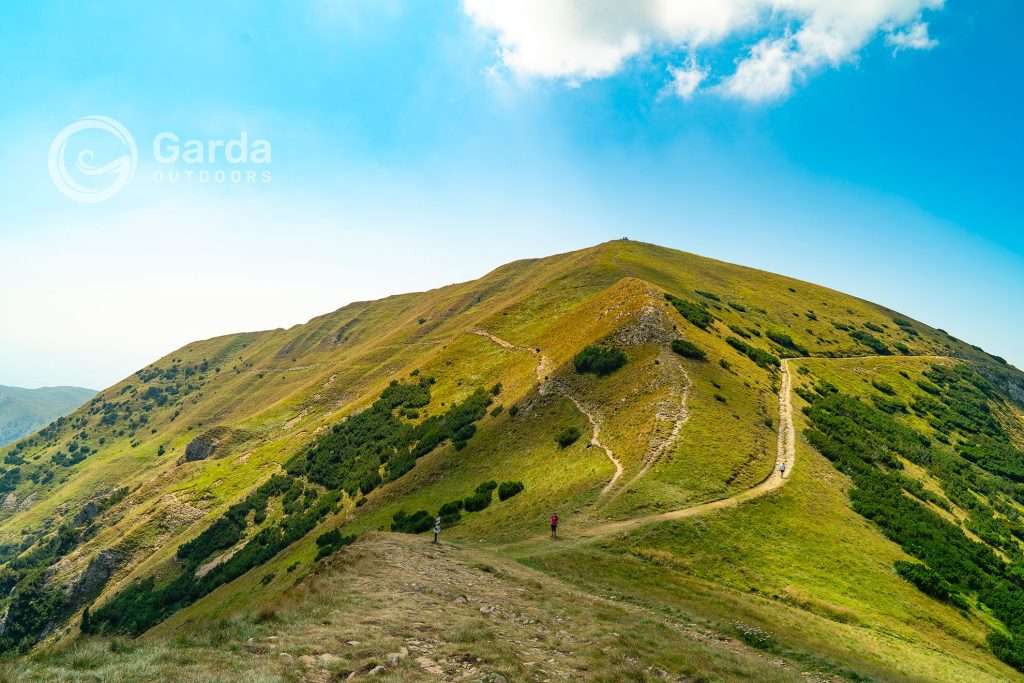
979;366;1024;408
185;432;219;462
73;500;100;526
611;303;676;347
66;548;126;613
182;426;249;463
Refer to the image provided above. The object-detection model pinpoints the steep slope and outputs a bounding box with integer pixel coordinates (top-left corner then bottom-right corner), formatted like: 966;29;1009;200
1;240;1023;681
0;386;95;447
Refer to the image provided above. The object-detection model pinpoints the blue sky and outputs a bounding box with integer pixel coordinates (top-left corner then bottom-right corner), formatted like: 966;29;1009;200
0;1;1021;389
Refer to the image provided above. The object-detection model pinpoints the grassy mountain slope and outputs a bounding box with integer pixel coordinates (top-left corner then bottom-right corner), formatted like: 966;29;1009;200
0;386;95;447
2;240;1023;681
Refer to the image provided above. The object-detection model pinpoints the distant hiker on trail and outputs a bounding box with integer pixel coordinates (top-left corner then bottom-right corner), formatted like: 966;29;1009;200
433;515;441;544
550;513;559;540
780;462;787;477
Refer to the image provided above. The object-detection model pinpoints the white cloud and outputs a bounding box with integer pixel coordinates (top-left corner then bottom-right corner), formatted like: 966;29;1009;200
463;0;944;102
720;37;799;102
666;59;708;100
886;21;938;52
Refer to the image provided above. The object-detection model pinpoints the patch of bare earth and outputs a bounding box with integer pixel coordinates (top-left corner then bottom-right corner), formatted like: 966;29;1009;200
234;533;818;682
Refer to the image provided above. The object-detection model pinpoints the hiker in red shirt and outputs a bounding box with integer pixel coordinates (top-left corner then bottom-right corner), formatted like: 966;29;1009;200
550;512;559;540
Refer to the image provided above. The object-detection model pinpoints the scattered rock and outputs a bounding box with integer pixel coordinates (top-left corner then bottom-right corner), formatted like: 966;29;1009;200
416;656;444;675
479;674;508;683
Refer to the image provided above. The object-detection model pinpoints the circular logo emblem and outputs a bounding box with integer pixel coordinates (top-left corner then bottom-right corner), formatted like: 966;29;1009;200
48;115;137;203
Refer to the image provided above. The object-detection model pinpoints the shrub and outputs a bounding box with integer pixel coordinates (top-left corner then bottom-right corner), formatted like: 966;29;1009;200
439;500;464;516
556;426;582;448
359;471;382;495
766;329;808;356
438;499;464;525
665;294;714;330
574;345;627;377
498;481;524;501
849;330;891;355
726;337;780;370
990;632;1024;670
391;510;433;534
314;529;356;560
871;380;896;396
463;491;492;513
894;561;967;608
727;324;751;339
316;529;344;548
670;339;706;361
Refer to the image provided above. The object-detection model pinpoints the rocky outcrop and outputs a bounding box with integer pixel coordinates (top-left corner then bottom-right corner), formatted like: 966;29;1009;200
182;426;248;463
978;365;1024;409
65;548;126;614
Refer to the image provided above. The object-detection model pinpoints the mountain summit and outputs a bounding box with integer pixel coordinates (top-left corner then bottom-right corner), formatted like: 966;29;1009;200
2;241;1023;681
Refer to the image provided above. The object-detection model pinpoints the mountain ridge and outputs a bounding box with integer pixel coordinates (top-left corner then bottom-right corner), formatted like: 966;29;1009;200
0;385;96;447
2;240;1024;681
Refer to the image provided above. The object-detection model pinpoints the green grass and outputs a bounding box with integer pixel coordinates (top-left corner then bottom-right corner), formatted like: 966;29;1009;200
1;240;1021;680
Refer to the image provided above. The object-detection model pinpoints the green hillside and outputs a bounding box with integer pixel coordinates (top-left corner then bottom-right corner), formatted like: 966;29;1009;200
2;240;1023;681
0;386;95;447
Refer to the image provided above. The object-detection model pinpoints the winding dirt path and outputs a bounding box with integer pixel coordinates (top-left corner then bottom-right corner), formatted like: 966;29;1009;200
472;330;801;546
573;359;794;540
612;350;691;500
560;390;623;496
471;329;624;496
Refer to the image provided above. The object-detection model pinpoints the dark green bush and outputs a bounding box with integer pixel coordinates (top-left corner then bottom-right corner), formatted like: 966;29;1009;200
498;481;524;501
556;426;582;448
871;380;896;396
671;339;706;361
314;529;356;561
849;330;891;355
463;491;492;513
726;337;780;369
391;510;433;534
894;561;966;608
766;329;808;356
438;499;464;525
665;294;714;330
574;346;627;377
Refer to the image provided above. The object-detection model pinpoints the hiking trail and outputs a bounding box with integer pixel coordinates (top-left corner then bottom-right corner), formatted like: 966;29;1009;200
471;329;625;496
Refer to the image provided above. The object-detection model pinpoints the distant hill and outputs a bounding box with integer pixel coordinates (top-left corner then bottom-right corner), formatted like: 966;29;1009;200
2;240;1024;681
0;385;96;446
